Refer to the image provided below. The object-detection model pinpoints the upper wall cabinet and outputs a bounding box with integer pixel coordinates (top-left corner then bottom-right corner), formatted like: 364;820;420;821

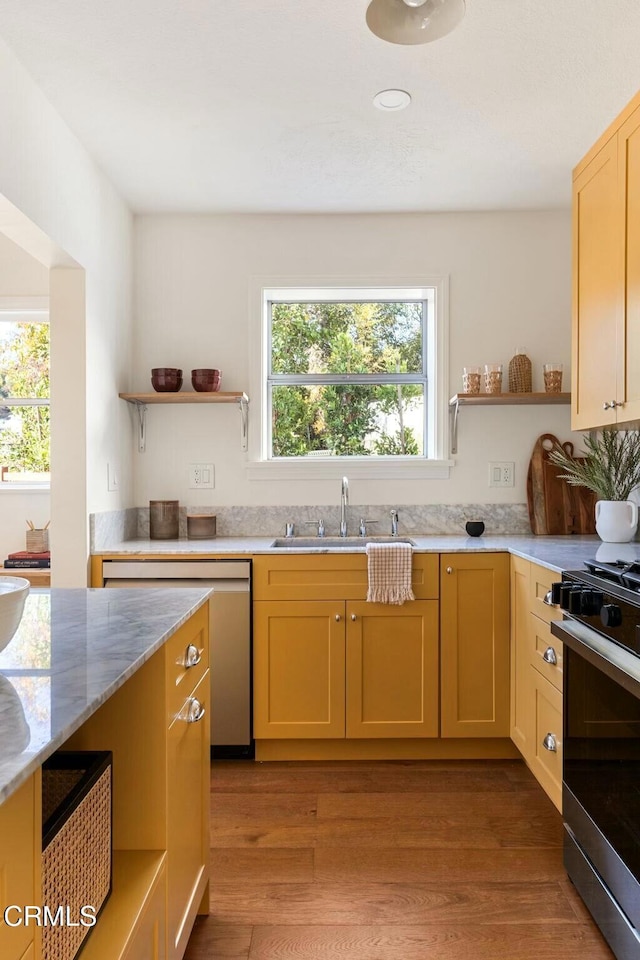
572;97;640;429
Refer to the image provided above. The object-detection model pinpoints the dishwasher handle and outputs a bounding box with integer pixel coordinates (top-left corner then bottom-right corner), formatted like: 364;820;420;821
101;559;250;580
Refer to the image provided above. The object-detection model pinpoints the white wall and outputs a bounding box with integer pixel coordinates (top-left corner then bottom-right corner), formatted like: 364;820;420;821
133;211;579;508
0;36;133;583
0;234;51;553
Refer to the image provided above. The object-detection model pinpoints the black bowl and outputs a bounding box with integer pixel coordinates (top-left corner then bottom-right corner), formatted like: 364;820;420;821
465;520;485;538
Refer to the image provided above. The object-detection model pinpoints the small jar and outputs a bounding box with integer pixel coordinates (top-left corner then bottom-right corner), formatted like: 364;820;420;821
462;366;481;394
149;500;179;539
483;364;503;395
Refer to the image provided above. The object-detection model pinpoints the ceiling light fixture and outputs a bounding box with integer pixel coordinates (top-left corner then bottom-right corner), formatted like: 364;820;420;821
366;0;466;46
373;89;412;111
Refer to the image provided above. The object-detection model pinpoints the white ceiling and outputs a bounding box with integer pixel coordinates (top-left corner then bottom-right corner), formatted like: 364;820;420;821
1;0;640;213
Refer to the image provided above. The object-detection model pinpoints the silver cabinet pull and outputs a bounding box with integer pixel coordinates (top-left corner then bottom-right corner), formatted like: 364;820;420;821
543;590;554;606
183;697;206;723
446;566;453;575
351;613;357;621
184;643;201;668
603;401;612;410
335;614;341;622
542;733;557;752
542;646;558;666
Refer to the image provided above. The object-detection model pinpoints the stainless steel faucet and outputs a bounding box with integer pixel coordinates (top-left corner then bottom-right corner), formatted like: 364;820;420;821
390;509;399;537
340;476;349;537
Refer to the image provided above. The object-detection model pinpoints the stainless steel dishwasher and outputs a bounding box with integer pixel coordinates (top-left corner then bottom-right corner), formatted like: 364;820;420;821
101;559;252;758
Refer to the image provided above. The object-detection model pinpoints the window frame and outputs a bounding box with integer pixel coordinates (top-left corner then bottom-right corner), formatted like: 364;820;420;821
0;304;51;489
247;277;452;481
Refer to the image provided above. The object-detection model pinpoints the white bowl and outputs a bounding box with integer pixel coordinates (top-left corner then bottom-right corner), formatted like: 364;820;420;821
0;577;30;652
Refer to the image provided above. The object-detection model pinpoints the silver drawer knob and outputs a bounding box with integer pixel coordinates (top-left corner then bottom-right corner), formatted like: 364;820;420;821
184;697;206;723
542;646;558;666
335;614;341;622
603;401;612;410
351;613;357;621
542;733;557;752
446;566;453;575
184;643;201;668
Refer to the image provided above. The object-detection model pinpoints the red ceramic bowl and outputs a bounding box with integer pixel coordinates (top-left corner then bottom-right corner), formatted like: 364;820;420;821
151;368;183;392
191;369;221;392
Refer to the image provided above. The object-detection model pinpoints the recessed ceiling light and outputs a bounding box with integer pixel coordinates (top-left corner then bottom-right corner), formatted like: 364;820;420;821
373;89;412;111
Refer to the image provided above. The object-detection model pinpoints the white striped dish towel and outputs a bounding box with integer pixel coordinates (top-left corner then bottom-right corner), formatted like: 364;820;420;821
366;542;415;605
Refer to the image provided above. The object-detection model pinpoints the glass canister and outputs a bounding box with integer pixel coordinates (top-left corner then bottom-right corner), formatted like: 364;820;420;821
508;347;532;393
149;500;179;539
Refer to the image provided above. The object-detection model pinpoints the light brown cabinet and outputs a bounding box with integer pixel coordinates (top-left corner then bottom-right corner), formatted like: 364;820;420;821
62;604;210;960
572;95;640;428
253;597;439;740
440;553;510;738
509;557;563;811
0;774;39;960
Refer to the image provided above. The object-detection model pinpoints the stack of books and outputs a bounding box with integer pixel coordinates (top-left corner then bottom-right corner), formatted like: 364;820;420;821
4;550;51;569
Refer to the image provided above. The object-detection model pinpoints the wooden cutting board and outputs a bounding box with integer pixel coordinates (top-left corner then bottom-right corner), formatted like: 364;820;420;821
527;433;597;535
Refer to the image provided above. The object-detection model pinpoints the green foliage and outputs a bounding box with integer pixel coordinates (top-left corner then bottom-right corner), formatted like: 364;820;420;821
0;323;50;474
548;429;640;501
270;302;423;457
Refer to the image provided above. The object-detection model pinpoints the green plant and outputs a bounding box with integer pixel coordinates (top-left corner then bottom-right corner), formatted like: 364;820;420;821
548;429;640;501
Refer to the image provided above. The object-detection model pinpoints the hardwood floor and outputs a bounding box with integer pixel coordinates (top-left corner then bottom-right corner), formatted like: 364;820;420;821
184;759;614;959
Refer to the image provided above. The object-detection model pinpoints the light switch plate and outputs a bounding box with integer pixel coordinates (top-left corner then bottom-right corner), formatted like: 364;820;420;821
188;463;215;489
107;462;119;491
488;461;515;487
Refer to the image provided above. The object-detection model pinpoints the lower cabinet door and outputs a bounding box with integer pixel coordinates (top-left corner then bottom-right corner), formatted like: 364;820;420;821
167;671;210;960
253;601;346;738
440;554;510;737
0;775;36;960
345;600;439;738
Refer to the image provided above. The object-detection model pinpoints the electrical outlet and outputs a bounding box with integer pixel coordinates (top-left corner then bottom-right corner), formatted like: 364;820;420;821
107;462;119;492
488;461;515;488
188;463;215;489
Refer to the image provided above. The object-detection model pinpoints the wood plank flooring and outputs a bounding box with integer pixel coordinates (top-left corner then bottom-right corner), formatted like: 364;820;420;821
184;759;614;960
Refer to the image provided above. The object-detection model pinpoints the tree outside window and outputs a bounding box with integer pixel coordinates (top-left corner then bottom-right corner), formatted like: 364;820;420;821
0;317;50;483
268;293;428;459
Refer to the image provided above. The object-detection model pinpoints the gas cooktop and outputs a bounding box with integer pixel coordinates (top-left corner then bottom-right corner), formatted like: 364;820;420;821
583;558;640;594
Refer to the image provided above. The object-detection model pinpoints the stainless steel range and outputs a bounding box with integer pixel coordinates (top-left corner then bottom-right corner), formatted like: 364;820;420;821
551;559;640;960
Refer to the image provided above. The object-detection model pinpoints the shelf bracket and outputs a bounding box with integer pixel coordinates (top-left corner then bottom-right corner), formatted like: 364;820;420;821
450;398;459;455
132;400;147;453
238;394;249;452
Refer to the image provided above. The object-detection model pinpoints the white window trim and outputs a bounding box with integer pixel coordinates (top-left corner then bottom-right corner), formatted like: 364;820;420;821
0;297;51;491
247;276;452;480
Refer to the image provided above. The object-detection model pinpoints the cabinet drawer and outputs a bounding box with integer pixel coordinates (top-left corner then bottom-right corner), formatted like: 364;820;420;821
529;562;562;625
529;668;562;812
253;553;438;601
529;613;563;692
165;604;209;721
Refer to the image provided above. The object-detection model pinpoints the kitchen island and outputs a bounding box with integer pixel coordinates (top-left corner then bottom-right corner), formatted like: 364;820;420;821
0;587;212;960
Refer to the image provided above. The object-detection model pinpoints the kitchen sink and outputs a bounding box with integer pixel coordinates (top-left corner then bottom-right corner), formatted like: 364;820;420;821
270;536;416;549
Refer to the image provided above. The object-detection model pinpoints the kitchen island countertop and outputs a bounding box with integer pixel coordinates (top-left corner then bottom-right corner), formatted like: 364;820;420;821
0;586;211;804
92;534;608;574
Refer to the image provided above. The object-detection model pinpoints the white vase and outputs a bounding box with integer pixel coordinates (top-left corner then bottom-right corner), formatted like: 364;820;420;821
595;500;639;543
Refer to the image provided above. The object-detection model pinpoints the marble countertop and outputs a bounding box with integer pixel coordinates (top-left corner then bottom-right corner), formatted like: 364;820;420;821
0;587;211;805
92;534;621;574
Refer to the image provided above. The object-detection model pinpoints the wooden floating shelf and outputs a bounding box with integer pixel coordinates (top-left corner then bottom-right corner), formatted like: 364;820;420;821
119;391;249;452
449;392;571;407
119;391;248;404
449;392;572;454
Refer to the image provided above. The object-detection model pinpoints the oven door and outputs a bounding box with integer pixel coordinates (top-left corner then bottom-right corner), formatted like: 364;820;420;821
552;617;640;958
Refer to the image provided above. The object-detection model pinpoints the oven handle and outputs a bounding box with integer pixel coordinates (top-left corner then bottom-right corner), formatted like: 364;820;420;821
551;618;640;700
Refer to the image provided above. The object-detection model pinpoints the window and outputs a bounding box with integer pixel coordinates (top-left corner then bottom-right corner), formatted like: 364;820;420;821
259;285;448;469
0;309;50;485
